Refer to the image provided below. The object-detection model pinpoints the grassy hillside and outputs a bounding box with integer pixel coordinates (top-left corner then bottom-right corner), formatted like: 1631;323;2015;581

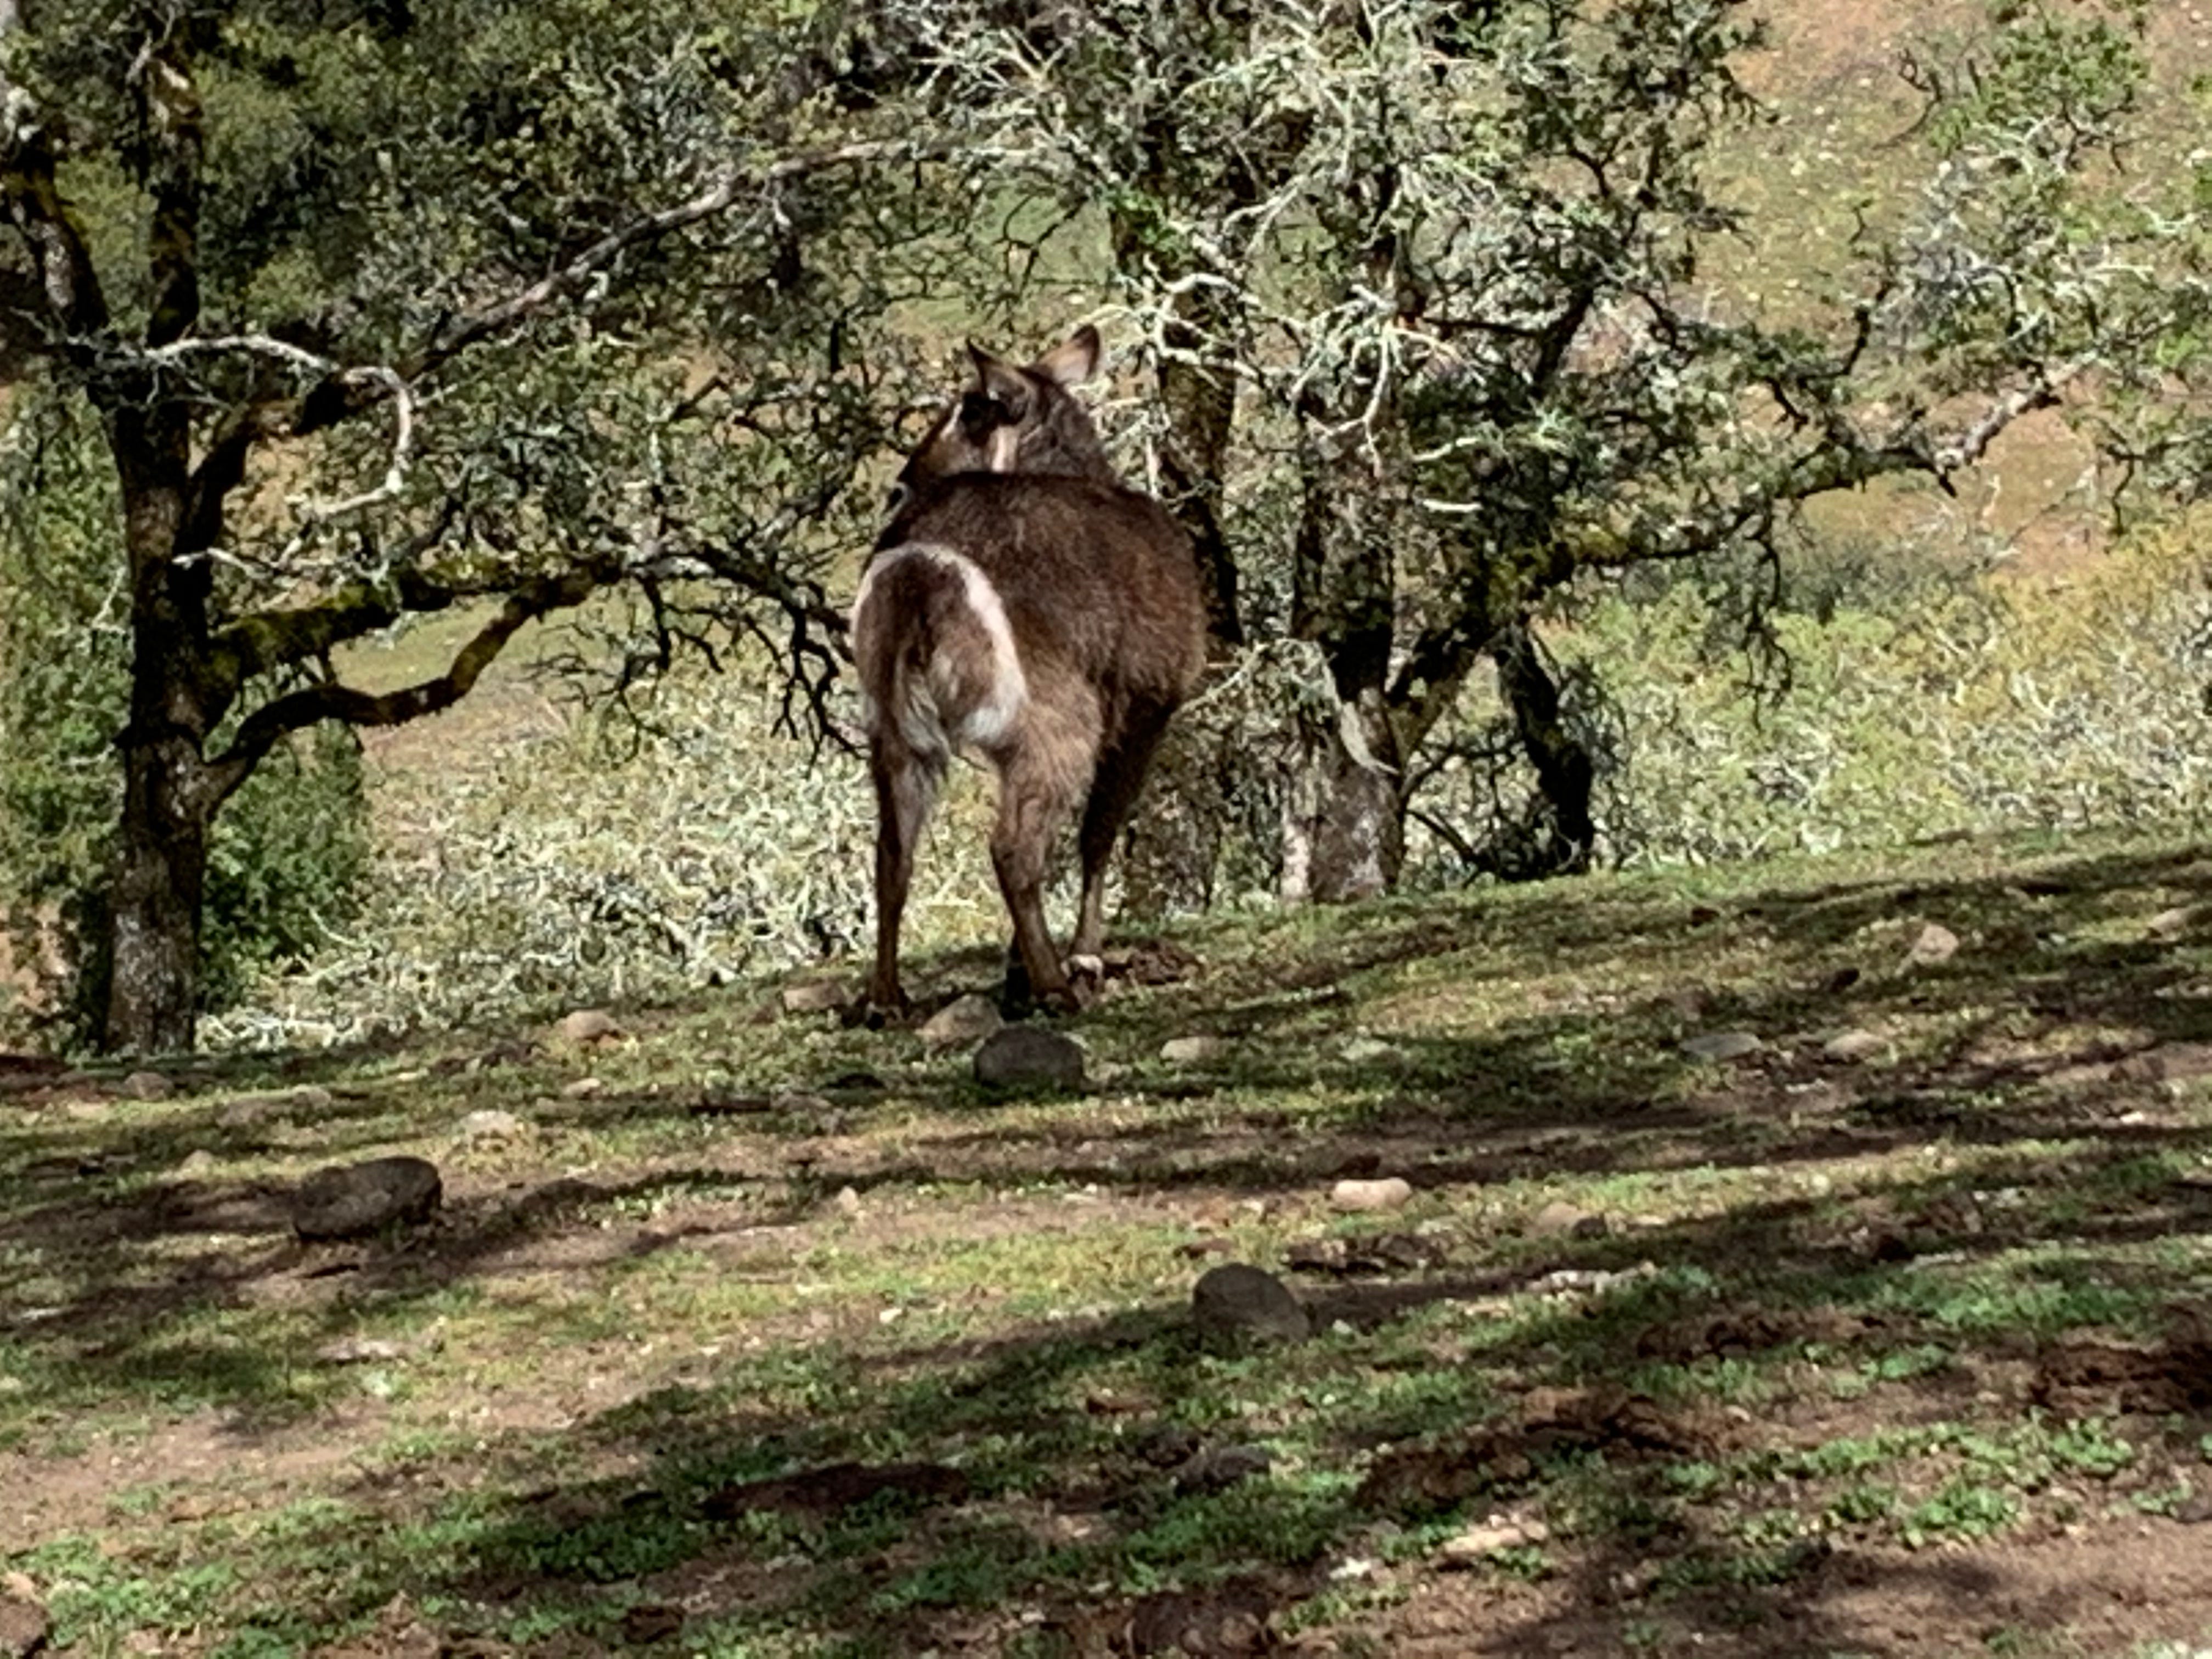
5;827;2212;1655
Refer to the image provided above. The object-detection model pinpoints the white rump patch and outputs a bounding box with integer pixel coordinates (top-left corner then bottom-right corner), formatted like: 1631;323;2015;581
851;543;1029;758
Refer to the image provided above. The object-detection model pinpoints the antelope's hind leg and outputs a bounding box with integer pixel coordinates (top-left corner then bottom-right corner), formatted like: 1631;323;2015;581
856;737;941;1026
990;742;1088;1019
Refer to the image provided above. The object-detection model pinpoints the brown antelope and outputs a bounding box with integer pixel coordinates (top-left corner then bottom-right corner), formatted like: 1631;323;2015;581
850;326;1207;1022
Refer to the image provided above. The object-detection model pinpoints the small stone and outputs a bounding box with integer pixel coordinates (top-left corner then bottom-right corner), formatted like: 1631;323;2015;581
973;1027;1087;1092
1330;1176;1413;1212
1680;1030;1762;1063
286;1085;335;1113
1160;1034;1231;1064
1192;1262;1310;1347
177;1149;218;1178
1173;1444;1273;1497
832;1185;863;1217
2147;906;2196;940
1822;1029;1887;1062
1339;1036;1400;1064
1437;1518;1550;1567
1528;1200;1594;1238
122;1069;173;1101
561;1077;605;1099
919;994;1003;1049
556;1008;622;1045
290;1156;442;1243
455;1108;526;1143
780;981;847;1016
1907;923;1960;966
0;1591;49;1659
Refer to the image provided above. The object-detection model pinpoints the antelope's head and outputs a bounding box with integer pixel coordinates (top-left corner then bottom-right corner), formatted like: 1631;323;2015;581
887;326;1113;520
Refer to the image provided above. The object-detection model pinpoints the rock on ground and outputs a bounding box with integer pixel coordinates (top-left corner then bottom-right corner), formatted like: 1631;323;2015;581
973;1027;1087;1091
1192;1262;1310;1347
1908;922;1960;966
454;1108;526;1144
1160;1034;1231;1064
920;994;1002;1049
555;1008;623;1045
780;981;847;1015
1822;1029;1888;1062
1330;1176;1413;1212
291;1156;442;1243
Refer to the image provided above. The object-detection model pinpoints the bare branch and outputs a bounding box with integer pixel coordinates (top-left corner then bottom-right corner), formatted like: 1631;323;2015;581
204;553;623;804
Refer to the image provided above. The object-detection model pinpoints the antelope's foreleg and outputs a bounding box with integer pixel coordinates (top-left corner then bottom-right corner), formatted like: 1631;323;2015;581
1073;701;1175;960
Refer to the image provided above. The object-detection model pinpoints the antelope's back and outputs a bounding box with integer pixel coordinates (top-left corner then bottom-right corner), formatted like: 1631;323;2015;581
880;474;1205;707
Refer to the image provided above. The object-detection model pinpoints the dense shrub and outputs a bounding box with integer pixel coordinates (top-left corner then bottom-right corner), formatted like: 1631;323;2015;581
1404;529;2212;881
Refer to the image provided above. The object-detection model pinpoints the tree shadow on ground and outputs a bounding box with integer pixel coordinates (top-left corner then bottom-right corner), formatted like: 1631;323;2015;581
7;836;2212;1651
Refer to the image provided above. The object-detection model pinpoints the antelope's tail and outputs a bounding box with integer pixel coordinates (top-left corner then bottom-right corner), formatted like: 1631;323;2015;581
850;544;1029;765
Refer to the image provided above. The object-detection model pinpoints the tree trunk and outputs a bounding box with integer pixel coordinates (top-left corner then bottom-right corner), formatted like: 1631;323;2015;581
1492;616;1596;877
1283;404;1408;903
102;410;221;1053
1281;687;1404;902
105;735;212;1052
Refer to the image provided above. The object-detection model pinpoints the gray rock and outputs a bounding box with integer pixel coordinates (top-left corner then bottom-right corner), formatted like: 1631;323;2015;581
1192;1262;1310;1347
832;1185;864;1217
1339;1036;1401;1064
560;1077;605;1099
780;981;847;1016
1907;922;1960;966
1330;1176;1413;1213
556;1008;623;1045
920;994;1002;1049
2147;905;2197;940
0;1593;49;1659
1173;1443;1273;1497
1680;1030;1762;1062
1822;1029;1888;1062
123;1069;173;1102
1160;1034;1231;1065
1528;1199;1595;1238
286;1085;336;1113
177;1149;218;1178
973;1027;1087;1092
454;1108;526;1143
291;1156;442;1243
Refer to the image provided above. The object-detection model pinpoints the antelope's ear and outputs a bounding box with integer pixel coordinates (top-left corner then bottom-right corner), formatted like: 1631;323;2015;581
966;343;1033;417
1031;325;1102;388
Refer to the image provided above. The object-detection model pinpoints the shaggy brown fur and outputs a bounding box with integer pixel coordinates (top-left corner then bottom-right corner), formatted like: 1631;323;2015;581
851;328;1207;1019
